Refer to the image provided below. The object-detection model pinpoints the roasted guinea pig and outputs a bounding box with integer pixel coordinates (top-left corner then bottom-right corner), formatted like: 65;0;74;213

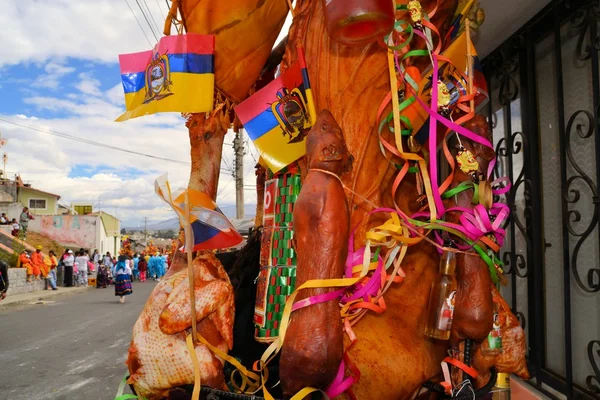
127;252;234;400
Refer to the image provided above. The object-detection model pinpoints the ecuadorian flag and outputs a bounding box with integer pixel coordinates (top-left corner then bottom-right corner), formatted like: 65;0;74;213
116;34;215;122
154;174;243;252
235;48;316;173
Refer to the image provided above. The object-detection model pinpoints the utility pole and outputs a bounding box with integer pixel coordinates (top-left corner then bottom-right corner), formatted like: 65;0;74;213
2;153;7;180
0;132;8;180
143;217;148;243
233;129;245;219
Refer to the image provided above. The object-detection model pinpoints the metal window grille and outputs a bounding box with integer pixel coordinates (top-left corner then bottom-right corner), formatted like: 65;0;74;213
482;0;600;398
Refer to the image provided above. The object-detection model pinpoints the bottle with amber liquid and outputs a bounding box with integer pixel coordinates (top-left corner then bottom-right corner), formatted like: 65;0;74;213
322;0;395;46
424;250;457;340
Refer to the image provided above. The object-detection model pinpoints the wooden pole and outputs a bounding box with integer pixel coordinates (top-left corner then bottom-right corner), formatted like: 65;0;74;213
466;19;475;113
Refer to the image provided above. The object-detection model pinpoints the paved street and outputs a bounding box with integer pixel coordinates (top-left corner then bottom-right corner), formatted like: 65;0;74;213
0;282;156;400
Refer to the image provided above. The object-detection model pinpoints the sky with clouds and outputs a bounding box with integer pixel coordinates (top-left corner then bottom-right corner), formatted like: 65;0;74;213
0;0;289;227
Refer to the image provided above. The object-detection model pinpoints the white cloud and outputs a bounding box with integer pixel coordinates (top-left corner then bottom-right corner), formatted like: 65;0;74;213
0;0;171;67
106;84;125;106
75;73;102;96
0;0;264;226
1;77;259;226
32;61;76;89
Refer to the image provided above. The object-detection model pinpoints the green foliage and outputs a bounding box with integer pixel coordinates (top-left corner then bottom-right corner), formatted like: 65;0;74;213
0;238;26;268
155;229;175;239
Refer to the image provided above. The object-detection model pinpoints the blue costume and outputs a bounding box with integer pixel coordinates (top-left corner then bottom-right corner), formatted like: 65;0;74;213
157;255;167;278
132;256;140;281
147;256;156;279
161;255;168;277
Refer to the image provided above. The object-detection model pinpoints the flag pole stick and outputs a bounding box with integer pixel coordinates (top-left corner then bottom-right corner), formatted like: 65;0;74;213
466;19;475;113
184;189;198;344
297;46;317;125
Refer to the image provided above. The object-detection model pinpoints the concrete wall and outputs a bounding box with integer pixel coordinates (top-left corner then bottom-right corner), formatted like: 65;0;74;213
6;268;46;295
0;202;26;221
18;188;58;215
29;215;98;250
0;183;17;202
98;212;120;236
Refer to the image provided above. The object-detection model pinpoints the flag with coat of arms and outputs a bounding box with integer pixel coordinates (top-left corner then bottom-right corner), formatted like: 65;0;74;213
154;174;243;252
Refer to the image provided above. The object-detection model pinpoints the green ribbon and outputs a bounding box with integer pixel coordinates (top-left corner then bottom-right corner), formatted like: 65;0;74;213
114;373;144;400
442;181;479;205
406;220;500;285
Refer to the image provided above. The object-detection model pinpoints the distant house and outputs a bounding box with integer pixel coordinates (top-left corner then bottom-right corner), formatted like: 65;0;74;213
17;185;60;215
89;211;122;254
57;203;71;215
71;203;93;216
0;174;61;217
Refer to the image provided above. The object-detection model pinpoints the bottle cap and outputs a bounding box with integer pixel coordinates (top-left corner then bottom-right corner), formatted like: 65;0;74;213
496;373;510;389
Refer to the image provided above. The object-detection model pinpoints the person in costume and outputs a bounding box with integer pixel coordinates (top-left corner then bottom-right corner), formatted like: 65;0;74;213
63;249;75;287
75;250;89;287
138;256;147;282
19;207;33;240
114;256;133;303
147;254;156;280
96;264;109;288
92;249;100;270
103;252;113;271
11;219;19;237
30;246;44;280
19;250;33;282
161;253;169;275
132;253;140;281
44;250;58;290
155;252;166;280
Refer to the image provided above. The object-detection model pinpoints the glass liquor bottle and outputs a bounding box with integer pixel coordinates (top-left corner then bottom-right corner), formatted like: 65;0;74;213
322;0;395;46
492;373;511;400
424;250;457;340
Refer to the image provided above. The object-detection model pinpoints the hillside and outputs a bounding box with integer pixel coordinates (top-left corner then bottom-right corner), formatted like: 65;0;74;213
24;231;67;256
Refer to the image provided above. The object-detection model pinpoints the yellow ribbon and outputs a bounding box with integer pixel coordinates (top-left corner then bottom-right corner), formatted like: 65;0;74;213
186;334;202;400
387;49;438;220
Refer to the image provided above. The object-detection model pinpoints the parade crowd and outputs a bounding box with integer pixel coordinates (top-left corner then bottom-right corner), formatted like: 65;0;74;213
15;248;170;292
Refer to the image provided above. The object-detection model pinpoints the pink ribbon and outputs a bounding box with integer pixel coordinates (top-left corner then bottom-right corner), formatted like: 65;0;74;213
326;359;357;398
447;204;509;246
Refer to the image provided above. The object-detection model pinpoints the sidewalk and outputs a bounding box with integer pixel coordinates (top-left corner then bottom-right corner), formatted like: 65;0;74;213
0;286;91;308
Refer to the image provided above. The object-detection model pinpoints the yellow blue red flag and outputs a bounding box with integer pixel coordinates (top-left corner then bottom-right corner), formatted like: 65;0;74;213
116;34;215;122
235;48;315;173
154;174;243;252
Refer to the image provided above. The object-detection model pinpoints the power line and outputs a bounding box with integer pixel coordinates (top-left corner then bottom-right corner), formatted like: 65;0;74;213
135;0;160;42
217;179;235;200
155;0;166;20
141;0;163;38
0;117;191;166
123;0;153;47
221;153;234;172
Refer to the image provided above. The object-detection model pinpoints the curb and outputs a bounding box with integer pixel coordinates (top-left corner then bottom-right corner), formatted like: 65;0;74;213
0;286;91;309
